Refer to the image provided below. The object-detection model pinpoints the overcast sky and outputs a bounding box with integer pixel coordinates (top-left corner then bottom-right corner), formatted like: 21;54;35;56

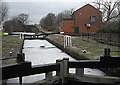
5;0;94;24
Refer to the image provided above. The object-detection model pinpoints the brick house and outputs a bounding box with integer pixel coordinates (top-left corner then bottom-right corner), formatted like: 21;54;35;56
60;19;75;34
60;4;102;34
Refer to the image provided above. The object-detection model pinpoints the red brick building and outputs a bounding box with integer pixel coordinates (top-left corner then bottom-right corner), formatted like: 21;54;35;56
60;19;75;34
60;4;102;34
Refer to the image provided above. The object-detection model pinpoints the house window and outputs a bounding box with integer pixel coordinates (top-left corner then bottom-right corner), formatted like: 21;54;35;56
90;16;96;24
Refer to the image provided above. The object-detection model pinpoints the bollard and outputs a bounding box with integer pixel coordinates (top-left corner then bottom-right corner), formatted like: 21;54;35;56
45;72;52;81
76;68;84;77
17;53;25;63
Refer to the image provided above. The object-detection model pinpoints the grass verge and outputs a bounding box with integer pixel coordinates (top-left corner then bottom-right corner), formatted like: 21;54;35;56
2;35;23;65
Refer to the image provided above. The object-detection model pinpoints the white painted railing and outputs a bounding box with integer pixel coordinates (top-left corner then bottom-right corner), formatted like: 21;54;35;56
64;35;72;48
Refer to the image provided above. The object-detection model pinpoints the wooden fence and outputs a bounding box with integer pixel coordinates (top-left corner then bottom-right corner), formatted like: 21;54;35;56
81;33;120;46
1;48;120;85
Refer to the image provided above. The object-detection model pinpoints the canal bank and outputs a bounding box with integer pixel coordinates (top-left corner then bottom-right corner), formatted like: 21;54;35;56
2;35;24;84
2;35;24;65
45;34;120;77
46;35;99;60
3;34;119;84
6;35;107;84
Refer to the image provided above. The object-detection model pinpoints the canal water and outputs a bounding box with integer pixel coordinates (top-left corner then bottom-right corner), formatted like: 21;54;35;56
7;39;105;84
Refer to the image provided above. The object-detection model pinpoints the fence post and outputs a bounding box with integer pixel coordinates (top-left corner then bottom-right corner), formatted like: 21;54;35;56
64;36;65;48
66;36;67;46
60;58;69;84
109;33;111;45
104;48;111;75
82;32;84;40
70;36;72;47
87;33;89;41
22;34;24;39
19;76;22;85
76;68;84;77
56;59;61;76
45;72;52;81
104;48;110;56
63;58;69;77
20;33;22;39
101;33;102;43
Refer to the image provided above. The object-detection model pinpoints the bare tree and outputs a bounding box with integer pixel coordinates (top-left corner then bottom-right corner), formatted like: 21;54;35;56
18;13;29;24
55;9;73;29
0;0;2;25
117;1;120;21
3;16;25;32
40;13;56;30
92;0;120;23
40;9;74;31
0;0;8;25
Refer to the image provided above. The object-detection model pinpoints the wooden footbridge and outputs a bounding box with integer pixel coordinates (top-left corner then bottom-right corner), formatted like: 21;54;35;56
1;48;120;85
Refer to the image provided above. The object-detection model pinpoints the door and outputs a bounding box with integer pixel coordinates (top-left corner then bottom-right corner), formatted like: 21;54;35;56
75;27;79;34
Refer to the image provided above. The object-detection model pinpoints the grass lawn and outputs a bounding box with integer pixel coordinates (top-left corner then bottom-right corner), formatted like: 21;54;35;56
72;37;119;56
2;35;23;65
48;35;119;56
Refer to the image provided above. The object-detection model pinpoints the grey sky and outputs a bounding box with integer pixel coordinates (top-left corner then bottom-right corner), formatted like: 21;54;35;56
6;0;93;24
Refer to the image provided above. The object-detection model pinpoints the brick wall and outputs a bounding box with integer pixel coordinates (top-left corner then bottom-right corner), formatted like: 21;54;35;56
60;19;75;34
73;4;102;33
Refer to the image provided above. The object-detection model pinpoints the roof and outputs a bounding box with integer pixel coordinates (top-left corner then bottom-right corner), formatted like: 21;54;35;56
72;4;102;15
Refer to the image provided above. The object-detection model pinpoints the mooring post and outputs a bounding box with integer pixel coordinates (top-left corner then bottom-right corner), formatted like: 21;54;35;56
45;72;52;81
76;68;84;77
17;53;25;63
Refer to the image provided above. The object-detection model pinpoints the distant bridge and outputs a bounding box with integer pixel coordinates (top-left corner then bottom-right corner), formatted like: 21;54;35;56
20;32;60;39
